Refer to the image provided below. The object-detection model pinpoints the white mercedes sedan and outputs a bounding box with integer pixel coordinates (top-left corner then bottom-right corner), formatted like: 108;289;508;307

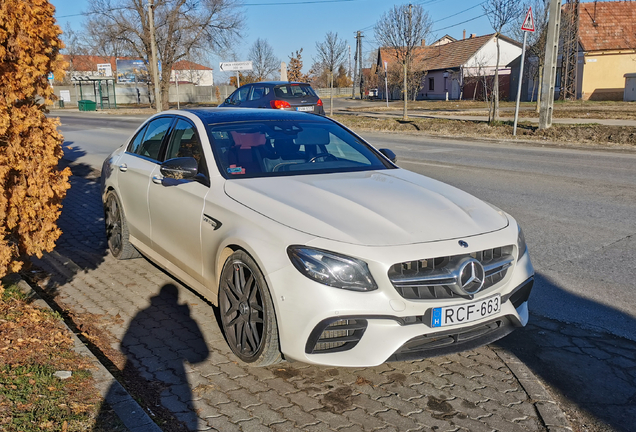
101;108;534;367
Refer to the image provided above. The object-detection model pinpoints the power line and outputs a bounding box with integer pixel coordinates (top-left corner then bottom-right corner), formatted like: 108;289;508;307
436;1;486;23
432;13;486;33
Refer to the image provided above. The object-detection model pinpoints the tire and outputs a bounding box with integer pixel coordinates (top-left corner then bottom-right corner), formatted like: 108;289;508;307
219;251;281;366
104;191;141;260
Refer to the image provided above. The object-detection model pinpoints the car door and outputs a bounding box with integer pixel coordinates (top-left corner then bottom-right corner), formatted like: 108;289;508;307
248;85;270;108
148;117;209;283
116;116;173;247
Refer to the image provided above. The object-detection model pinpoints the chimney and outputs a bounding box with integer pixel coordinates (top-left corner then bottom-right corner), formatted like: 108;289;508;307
421;39;426;46
470;33;477;39
463;30;466;40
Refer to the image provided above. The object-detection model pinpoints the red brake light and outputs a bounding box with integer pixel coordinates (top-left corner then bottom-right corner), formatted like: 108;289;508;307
270;100;291;109
317;99;323;106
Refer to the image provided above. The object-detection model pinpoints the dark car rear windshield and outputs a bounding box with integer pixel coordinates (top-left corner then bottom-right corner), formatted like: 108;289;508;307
274;84;317;98
207;120;393;179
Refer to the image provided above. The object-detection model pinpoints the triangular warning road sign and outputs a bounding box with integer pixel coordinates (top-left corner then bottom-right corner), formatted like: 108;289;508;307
521;7;535;32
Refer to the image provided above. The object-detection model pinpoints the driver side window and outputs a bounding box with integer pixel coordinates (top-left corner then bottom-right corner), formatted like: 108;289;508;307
165;119;208;178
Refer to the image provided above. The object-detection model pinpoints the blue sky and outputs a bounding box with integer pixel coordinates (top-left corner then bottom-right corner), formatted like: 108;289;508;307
50;0;500;82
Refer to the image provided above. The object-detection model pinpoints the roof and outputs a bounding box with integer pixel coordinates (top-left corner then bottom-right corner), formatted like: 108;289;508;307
63;55;117;72
172;60;213;71
579;1;636;51
378;34;521;71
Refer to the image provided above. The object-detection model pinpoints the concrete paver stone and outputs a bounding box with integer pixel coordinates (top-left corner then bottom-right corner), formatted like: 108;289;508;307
27;173;572;431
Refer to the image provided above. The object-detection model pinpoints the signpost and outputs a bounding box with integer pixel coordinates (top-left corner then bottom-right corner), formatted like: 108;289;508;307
220;61;253;88
513;7;535;136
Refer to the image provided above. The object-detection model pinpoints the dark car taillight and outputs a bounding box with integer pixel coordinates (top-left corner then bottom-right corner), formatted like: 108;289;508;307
317;99;323;106
270;100;291;109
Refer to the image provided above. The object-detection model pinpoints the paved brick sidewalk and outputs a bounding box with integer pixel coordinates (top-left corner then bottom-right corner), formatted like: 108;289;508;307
33;172;563;432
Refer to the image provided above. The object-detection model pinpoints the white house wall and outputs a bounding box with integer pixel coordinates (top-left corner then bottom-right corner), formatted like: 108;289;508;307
170;69;214;86
465;37;521;71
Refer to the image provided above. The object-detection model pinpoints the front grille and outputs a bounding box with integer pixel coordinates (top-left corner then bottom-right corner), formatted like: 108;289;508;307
305;319;367;354
388;246;514;300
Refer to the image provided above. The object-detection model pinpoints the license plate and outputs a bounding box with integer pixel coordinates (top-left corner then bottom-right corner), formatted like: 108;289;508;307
431;295;501;328
296;106;313;112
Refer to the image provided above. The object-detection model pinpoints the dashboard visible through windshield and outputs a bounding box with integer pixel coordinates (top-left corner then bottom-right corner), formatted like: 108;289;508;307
208;120;393;179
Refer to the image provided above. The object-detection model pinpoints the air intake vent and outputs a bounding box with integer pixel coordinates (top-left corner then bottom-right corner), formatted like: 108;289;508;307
305;319;368;354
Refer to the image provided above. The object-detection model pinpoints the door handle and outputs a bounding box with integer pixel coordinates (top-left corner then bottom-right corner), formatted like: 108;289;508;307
152;175;163;184
119;163;128;172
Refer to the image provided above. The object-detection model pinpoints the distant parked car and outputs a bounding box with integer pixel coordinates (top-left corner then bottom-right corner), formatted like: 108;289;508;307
219;81;325;115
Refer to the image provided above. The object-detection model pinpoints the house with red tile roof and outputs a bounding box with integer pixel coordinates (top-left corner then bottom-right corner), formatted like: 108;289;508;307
62;55;214;86
376;33;521;100
575;1;636;100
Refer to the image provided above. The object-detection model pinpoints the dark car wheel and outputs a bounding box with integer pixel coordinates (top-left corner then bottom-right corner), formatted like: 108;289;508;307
219;251;281;366
104;191;141;260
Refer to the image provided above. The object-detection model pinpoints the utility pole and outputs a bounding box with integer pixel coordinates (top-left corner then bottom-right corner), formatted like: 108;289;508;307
539;0;561;129
148;0;161;112
352;32;359;99
560;0;580;100
358;32;364;99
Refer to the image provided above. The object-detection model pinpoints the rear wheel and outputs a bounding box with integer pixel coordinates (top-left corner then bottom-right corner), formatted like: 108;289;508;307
104;191;141;260
219;251;281;366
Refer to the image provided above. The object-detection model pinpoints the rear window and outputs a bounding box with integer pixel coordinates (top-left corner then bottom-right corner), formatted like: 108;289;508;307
274;84;317;98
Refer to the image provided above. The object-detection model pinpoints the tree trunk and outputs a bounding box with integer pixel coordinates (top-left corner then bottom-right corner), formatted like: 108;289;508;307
329;71;334;116
403;60;408;120
536;65;543;113
491;35;501;124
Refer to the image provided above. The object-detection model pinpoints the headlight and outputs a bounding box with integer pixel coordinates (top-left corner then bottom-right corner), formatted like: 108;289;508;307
287;246;377;292
517;225;528;260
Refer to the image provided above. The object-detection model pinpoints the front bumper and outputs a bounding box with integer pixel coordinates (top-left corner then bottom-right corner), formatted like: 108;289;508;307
266;234;534;367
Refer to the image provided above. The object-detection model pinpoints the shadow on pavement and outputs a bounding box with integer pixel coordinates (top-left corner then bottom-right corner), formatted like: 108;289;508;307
495;272;636;432
95;283;209;431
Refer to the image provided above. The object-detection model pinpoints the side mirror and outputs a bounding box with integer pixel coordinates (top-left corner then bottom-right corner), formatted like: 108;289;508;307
160;157;198;180
379;148;397;163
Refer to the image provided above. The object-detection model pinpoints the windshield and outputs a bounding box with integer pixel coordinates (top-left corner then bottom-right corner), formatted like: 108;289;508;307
207;120;393;179
274;84;317;98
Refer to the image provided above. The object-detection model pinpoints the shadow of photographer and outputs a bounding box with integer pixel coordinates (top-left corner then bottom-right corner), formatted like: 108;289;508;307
96;283;210;430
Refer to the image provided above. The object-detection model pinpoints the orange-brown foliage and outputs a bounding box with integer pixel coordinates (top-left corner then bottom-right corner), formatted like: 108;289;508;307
0;0;71;276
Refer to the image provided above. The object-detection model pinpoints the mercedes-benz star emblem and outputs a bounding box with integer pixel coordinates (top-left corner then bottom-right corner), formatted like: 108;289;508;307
449;257;485;297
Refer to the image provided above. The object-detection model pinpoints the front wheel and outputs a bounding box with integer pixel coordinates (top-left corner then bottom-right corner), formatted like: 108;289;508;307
219;251;281;366
104;191;141;260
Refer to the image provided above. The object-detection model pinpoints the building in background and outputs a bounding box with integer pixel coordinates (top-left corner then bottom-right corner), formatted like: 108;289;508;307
376;33;521;101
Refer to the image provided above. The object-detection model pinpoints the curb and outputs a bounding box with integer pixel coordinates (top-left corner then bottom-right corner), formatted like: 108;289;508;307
492;348;573;432
14;276;162;432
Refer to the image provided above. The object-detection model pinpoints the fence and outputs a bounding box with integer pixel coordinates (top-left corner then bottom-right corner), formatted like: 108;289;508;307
51;83;236;108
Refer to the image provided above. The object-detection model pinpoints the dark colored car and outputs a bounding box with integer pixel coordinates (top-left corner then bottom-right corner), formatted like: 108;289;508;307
219;81;325;115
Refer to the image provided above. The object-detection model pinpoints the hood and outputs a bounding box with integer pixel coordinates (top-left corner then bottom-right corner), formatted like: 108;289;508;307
224;170;508;246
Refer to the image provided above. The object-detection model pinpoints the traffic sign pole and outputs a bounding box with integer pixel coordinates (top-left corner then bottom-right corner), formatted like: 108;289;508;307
514;7;535;136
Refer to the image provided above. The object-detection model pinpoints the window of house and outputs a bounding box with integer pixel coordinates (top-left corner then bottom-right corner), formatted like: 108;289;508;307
429;77;435;91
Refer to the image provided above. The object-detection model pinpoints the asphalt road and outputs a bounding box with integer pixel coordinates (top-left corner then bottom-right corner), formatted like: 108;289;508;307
53;110;636;343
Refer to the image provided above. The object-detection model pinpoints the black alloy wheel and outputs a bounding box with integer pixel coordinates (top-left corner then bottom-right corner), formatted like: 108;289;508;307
104;191;140;260
219;251;281;366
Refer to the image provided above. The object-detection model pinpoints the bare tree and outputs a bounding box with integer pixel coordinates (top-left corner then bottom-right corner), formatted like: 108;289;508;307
483;0;522;123
315;32;347;116
247;38;279;82
84;0;243;110
374;4;432;120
